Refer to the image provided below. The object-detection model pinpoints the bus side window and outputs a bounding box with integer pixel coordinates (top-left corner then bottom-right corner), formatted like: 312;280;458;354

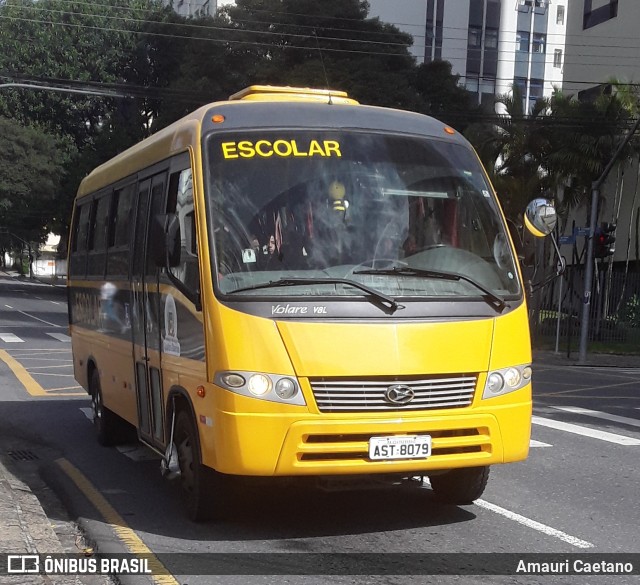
166;167;199;293
87;193;110;277
69;202;91;278
106;184;135;278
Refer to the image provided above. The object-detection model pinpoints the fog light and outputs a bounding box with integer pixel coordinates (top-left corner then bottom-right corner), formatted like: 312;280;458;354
487;372;504;394
504;367;522;388
248;374;271;396
275;378;297;399
523;366;532;381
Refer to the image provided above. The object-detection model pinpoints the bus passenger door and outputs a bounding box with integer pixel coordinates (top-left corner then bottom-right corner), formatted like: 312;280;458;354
131;173;167;448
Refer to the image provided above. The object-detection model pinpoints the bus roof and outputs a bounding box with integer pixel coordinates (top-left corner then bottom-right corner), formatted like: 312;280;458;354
76;86;467;198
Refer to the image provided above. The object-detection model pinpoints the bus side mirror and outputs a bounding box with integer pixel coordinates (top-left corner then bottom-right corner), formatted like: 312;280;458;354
151;214;181;268
524;198;557;237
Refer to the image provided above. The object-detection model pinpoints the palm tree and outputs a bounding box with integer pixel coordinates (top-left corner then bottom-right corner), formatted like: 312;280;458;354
466;84;552;225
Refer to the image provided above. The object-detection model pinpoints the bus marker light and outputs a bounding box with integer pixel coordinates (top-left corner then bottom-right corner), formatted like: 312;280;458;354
212;114;225;124
197;386;206;398
444;126;456;135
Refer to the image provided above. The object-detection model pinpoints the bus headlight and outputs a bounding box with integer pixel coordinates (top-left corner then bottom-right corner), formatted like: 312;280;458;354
248;374;272;396
482;364;531;399
215;371;306;406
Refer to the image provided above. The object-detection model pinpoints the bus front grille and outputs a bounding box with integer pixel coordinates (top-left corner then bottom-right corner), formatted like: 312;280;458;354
299;427;490;463
309;375;477;413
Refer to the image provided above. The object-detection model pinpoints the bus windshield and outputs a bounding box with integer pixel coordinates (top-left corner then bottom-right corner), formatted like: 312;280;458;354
204;130;520;301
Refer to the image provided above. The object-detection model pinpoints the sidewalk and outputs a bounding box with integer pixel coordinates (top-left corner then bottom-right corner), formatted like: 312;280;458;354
0;268;66;288
0;441;110;585
533;348;640;368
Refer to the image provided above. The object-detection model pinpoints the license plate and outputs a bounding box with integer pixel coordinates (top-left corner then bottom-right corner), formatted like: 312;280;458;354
368;435;431;460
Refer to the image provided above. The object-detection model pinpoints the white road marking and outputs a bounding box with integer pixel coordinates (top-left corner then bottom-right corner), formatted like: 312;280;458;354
5;305;12;308
17;310;61;327
553;406;640;429
529;439;552;447
80;407;93;421
116;445;159;462
0;333;24;343
475;499;593;549
46;332;71;342
532;415;640;445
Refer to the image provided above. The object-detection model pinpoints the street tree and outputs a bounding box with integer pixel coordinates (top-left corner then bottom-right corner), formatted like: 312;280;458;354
0;117;72;269
0;0;171;237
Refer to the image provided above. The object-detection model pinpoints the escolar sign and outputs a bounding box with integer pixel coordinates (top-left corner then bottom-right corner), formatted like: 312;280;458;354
221;139;342;159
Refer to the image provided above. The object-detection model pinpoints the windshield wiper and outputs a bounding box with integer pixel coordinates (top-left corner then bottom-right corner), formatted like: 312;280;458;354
228;277;400;312
353;266;506;312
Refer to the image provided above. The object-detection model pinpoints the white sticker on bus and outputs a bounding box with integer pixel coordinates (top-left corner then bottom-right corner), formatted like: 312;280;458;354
163;295;181;357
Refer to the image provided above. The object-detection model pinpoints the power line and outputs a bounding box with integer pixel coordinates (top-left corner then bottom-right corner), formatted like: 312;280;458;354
3;12;640;73
5;2;640;54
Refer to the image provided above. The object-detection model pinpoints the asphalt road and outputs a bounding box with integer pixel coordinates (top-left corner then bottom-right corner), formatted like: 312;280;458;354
1;275;639;585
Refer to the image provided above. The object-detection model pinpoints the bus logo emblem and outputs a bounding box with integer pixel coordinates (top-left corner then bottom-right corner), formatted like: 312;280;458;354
384;385;415;405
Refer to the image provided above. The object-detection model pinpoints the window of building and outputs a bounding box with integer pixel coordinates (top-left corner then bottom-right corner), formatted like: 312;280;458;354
517;0;547;13
583;0;618;30
465;76;479;93
513;77;528;97
554;49;563;68
532;33;546;54
485;28;499;49
516;31;530;52
529;78;544;99
556;5;565;25
468;26;482;48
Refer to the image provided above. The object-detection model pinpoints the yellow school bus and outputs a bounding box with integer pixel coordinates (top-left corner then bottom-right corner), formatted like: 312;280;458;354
68;85;546;521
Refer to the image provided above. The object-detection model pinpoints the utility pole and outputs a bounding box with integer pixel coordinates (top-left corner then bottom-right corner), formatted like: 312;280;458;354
578;115;640;363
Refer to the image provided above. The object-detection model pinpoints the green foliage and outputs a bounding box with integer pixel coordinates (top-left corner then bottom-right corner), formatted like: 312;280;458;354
0;117;72;245
619;295;640;327
0;0;477;242
465;84;636;225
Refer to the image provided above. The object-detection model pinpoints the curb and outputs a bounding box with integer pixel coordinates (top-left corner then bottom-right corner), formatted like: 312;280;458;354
0;438;112;585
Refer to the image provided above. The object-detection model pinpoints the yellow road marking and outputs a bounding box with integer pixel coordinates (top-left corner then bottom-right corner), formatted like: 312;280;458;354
0;348;48;396
55;458;179;585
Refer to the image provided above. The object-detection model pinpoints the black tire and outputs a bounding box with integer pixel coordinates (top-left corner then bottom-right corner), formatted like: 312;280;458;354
429;466;490;504
90;368;122;447
175;409;229;522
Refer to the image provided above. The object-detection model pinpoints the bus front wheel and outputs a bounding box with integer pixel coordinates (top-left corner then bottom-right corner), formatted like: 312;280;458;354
90;368;121;447
175;410;227;522
429;466;490;504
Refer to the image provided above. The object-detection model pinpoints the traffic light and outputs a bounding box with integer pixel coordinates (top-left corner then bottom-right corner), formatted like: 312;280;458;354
594;223;616;258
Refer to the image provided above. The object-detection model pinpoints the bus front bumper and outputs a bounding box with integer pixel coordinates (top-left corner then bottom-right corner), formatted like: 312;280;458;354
204;399;531;476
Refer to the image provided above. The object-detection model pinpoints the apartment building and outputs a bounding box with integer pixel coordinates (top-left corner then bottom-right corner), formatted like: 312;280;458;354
368;0;567;110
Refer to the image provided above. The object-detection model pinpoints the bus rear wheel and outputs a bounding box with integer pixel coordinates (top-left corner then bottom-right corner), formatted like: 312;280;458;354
429;466;490;504
175;410;227;522
90;368;122;447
